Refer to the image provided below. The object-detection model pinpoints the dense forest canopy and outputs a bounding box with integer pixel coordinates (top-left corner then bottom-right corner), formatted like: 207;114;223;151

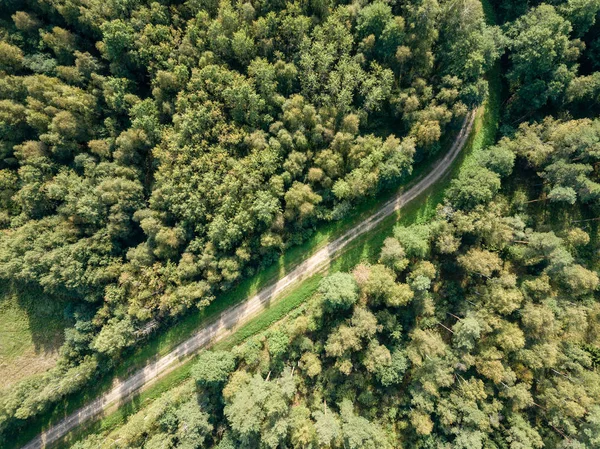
0;0;501;440
0;0;497;321
2;0;600;447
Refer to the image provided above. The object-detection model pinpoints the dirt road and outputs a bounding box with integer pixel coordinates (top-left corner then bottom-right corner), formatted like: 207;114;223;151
23;111;476;449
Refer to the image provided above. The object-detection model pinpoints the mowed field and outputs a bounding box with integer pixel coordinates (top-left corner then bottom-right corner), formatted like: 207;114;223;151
0;283;66;390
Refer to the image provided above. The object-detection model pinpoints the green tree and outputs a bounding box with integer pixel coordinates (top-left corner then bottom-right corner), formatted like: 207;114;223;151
174;399;213;448
313;407;341;448
318;272;359;313
90;316;135;358
379;237;409;272
339;399;390;449
192;350;237;388
446;167;501;210
506;4;582;118
0;41;24;72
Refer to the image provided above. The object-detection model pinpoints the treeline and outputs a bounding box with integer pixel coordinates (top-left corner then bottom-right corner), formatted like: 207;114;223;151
70;115;600;449
0;0;499;440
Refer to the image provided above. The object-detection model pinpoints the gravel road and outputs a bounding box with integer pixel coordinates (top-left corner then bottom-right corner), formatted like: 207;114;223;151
22;111;476;449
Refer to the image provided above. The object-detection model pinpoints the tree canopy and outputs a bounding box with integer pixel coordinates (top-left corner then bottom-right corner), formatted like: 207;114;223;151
3;0;600;447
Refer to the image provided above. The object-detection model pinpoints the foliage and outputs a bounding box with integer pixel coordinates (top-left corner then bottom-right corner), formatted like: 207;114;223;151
0;0;499;438
4;0;600;446
72;113;600;448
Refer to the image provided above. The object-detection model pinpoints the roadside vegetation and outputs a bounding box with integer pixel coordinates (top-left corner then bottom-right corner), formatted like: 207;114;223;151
8;97;486;449
69;39;600;449
67;60;600;449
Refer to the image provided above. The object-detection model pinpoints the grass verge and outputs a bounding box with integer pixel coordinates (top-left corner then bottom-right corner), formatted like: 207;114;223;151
0;283;66;390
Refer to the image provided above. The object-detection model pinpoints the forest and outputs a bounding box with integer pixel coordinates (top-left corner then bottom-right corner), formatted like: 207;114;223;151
2;0;600;447
0;0;496;440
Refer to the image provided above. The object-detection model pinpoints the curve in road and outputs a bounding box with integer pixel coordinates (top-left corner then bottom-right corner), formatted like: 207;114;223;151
23;110;476;449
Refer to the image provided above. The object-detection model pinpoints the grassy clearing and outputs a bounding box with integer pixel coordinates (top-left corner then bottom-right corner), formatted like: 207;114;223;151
49;65;501;448
0;283;66;390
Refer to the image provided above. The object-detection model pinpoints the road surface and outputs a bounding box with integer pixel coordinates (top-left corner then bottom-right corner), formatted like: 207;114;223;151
23;111;476;449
